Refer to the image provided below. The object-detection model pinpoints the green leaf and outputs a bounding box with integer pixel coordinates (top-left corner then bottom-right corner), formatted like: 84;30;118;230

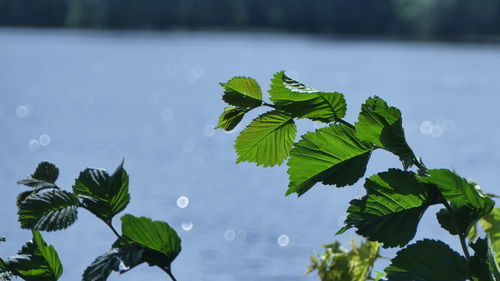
418;169;495;211
215;107;246;131
17;162;59;189
18;189;79;232
269;71;347;123
354;96;416;169
436;204;493;237
234;110;296;167
8;230;63;281
480;208;500;266
338;169;439;248
470;237;500;281
307;239;380;281
385;239;470;281
220;77;262;108
121;215;181;267
82;245;144;281
72;161;130;221
286;124;372;196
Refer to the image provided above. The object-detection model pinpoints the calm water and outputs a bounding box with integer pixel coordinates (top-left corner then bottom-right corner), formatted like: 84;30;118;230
1;29;499;280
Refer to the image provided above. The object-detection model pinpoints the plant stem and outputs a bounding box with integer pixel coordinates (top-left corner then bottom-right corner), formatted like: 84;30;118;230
336;118;355;129
441;198;471;261
160;266;178;281
103;219;127;243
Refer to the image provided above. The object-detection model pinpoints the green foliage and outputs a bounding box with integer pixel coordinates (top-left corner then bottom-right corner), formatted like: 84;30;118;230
215;107;247;131
0;231;63;281
338;169;439;248
120;215;181;267
286;124;372;196
385;239;470;280
216;71;499;280
18;189;79;231
221;77;262;108
7;161;182;281
234;110;296;167
470;237;500;281
354;97;416;170
73;161;130;221
17;162;59;189
307;239;380;281
269;71;347;123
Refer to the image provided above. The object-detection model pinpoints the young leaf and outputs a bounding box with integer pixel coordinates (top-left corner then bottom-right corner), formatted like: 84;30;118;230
17;162;59;189
338;169;439;248
82;245;144;281
215;107;246;131
307;239;380;281
286;123;372;196
18;189;79;231
8;230;63;281
220;77;262;108
480;208;500;266
354;96;416;169
436;204;492;237
269;71;347;123
418;169;495;211
470;237;500;281
385;239;470;281
72;161;130;221
235;110;296;167
120;215;181;268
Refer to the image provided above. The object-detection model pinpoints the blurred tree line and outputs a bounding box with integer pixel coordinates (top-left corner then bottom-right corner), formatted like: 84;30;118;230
1;0;500;40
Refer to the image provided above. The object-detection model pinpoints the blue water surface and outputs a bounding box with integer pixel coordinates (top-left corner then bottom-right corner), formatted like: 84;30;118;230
0;29;499;281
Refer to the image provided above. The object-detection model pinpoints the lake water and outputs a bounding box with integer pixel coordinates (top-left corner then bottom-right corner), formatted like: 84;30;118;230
0;29;499;281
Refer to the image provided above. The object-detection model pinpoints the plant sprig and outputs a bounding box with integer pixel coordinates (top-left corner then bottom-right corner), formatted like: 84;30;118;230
1;161;182;281
215;71;499;280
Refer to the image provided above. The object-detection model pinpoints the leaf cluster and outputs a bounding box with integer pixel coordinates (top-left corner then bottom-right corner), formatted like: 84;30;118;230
2;161;182;281
216;72;499;280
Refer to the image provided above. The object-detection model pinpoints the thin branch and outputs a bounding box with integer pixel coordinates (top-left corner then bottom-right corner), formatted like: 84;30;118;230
336;118;355;129
160;266;178;281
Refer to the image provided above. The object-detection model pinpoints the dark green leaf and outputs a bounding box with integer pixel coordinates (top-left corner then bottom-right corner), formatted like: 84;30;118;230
8;230;63;281
72;161;130;221
470;237;500;281
385;239;470;281
18;189;79;231
17;162;59;189
82;245;144;281
269;71;347;123
121;214;181;267
0;237;4;243
215;107;246;131
220;77;262;108
235;110;296;167
338;169;439;248
354;96;416;169
436;204;492;237
286;124;372;196
418;169;495;211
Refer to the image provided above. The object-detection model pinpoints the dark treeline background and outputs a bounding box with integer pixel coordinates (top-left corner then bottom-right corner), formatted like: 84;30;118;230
1;0;500;41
